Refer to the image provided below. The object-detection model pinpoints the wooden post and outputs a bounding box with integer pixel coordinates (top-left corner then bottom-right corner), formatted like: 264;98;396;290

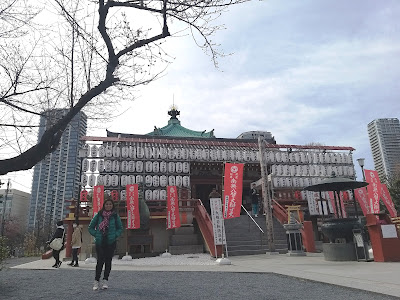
258;137;276;253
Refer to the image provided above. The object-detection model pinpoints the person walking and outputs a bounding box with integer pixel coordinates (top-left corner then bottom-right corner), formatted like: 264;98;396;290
250;184;259;217
48;220;65;268
88;198;122;291
68;222;82;267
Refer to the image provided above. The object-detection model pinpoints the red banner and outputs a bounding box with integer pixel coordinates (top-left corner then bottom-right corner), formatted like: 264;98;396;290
126;184;140;229
167;186;181;229
365;169;381;213
381;184;397;217
354;188;370;216
93;185;104;216
223;163;244;219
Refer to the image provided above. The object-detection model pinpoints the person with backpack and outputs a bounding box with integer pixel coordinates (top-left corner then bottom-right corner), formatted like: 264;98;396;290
68;222;82;267
48;220;65;268
88;198;122;291
250;183;259;217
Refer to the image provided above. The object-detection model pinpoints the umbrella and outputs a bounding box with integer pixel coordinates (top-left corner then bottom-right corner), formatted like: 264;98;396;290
304;174;369;218
304;176;368;192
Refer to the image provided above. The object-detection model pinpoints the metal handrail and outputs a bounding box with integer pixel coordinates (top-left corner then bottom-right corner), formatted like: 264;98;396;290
241;205;264;233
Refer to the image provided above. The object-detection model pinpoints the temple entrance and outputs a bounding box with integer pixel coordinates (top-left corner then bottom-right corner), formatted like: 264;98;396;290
194;184;217;215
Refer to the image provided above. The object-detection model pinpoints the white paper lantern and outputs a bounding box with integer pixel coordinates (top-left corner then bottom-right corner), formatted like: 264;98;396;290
88;175;96;187
281;152;288;163
145;161;153;173
121;161;129;172
145;175;152;187
168;176;175;186
97;175;104;186
160;161;167;173
112;160;119;173
153;147;160;159
145;146;152;159
111;175;119;186
153;161;160;173
168;148;175;160
160;190;167;200
152;175;159;187
152;189;160;200
160;148;168;159
121;175;128;186
217;149;223;161
98;160;104;172
175;148;182;160
176;175;182;187
275;152;281;162
168;162;175;173
145;190;152;201
136;161;143;172
90;145;98;157
129;146;136;159
104;160;112;172
273;177;279;187
112;146;120;158
210;149;217;161
129;175;136;185
82;159;89;172
90;160;97;172
98;145;105;157
176;162;183;173
300;152;306;163
183;162;190;173
120;190;126;201
104;175;112;186
136;146;144;159
105;145;112;157
183;176;190;187
135;175;143;184
181;148;189;160
160;175;168;187
121;146;129;158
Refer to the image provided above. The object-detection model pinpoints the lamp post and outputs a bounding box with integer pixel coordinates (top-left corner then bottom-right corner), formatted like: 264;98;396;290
76;148;87;223
357;158;366;181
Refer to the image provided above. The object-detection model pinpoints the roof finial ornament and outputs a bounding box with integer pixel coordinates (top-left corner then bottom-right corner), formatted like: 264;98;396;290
168;103;180;120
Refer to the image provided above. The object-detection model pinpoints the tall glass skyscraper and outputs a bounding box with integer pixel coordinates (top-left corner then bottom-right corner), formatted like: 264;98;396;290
368;118;400;182
28;109;87;231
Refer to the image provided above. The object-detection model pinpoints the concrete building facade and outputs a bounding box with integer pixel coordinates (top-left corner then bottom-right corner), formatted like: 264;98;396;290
0;187;30;233
368;118;400;182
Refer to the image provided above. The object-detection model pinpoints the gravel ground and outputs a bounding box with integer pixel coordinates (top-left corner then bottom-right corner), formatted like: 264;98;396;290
0;259;398;300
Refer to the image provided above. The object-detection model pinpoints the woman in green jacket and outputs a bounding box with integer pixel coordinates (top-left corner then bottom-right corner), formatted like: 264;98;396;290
89;198;122;291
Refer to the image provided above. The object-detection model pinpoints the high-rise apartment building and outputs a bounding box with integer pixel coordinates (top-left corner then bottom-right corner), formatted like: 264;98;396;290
28;109;87;231
367;118;400;182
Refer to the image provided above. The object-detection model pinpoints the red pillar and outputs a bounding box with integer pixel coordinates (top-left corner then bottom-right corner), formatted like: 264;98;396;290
301;221;316;252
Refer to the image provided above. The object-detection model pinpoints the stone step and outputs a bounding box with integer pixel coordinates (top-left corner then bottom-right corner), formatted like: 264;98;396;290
169;244;204;255
170;234;201;246
174;226;195;235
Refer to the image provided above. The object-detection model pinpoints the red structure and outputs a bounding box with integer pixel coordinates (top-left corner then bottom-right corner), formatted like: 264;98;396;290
366;213;400;262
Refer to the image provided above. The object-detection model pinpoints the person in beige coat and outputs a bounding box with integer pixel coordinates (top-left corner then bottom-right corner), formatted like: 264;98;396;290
68;222;82;267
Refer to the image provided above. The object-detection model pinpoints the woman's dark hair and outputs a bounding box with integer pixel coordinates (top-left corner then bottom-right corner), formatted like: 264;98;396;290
56;221;63;226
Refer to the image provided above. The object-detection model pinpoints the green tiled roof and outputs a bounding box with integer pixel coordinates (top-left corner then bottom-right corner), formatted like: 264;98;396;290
147;109;215;138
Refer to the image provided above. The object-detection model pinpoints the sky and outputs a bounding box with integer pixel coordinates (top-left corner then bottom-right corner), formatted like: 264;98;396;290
4;0;400;193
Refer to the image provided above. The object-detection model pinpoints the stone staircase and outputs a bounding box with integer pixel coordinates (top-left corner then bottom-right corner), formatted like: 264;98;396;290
224;215;288;256
169;226;204;255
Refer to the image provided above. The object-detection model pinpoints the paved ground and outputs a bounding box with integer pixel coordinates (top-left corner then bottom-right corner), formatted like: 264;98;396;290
1;253;400;299
1;268;398;300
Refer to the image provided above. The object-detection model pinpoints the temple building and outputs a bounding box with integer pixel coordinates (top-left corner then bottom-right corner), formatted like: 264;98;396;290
62;107;356;259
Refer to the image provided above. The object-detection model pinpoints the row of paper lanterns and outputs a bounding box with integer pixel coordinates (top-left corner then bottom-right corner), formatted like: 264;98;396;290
82;159;191;173
104;189;168;201
84;144;351;165
270;164;355;177
84;144;259;162
82;174;190;188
